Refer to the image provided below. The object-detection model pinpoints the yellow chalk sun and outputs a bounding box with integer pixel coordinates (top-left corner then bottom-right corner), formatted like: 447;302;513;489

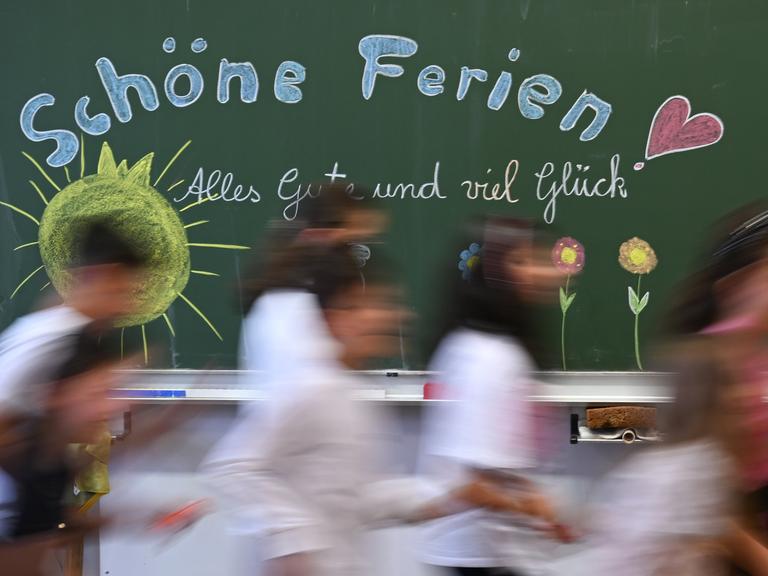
2;137;249;364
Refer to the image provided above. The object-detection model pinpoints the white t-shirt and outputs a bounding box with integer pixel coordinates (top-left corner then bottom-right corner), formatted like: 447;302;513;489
238;290;340;394
552;439;733;576
0;305;91;537
0;305;91;417
206;290;437;575
419;328;551;573
203;364;436;576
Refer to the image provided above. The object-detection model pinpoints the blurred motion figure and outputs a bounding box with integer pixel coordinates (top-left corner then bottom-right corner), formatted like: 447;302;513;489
418;217;566;576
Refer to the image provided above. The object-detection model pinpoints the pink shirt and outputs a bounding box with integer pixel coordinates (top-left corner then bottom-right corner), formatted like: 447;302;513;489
703;316;768;489
737;354;768;489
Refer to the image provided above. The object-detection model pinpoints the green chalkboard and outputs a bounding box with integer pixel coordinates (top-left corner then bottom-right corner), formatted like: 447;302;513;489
0;0;764;370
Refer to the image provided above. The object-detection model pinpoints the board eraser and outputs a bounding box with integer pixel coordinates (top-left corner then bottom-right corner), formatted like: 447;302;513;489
586;406;656;430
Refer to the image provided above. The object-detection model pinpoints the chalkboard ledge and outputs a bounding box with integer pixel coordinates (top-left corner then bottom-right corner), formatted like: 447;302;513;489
113;369;679;405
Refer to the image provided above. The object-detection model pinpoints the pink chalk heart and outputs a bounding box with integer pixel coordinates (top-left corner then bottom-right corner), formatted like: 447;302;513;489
645;96;724;160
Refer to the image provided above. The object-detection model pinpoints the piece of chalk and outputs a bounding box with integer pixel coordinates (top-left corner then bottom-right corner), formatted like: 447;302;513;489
110;389;187;398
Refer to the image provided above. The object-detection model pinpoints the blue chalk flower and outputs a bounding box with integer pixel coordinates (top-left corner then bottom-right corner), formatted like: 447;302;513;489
458;243;482;279
350;244;371;268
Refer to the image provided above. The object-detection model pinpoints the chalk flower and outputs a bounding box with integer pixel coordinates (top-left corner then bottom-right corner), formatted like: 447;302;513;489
553;237;584;370
552;237;585;275
619;237;658;275
458;243;481;279
619;237;658;371
349;244;371;268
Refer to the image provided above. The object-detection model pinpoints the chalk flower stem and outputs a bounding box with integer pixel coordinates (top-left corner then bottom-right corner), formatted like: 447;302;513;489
552;237;584;370
619;237;657;370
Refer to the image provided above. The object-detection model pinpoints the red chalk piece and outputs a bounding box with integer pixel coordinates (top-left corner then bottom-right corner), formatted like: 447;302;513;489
424;382;451;400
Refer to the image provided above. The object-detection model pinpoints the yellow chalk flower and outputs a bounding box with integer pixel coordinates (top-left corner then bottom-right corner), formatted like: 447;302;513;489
619;237;658;275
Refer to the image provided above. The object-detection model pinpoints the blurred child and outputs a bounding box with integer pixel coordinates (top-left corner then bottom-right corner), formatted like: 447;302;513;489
552;346;736;576
418;218;566;576
204;247;541;576
667;203;768;575
5;327;129;538
237;183;385;391
556;203;768;576
0;219;147;538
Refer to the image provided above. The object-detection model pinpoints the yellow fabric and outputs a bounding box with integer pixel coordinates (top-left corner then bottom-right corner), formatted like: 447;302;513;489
74;425;111;495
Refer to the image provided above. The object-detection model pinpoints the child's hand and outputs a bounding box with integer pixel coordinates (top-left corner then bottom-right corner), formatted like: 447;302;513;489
549;522;577;543
263;553;315;576
516;492;576;543
518;492;557;523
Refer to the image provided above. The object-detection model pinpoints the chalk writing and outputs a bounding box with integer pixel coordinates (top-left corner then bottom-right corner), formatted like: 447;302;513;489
20;38;308;166
359;36;613;139
170;157;633;225
535;154;627;224
20;34;618;168
371;162;444;200
462;160;519;203
175;167;261;204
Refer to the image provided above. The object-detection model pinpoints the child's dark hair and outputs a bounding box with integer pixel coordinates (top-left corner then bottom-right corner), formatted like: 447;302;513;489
71;219;148;269
667;201;768;335
308;246;367;309
299;182;371;228
240;183;375;311
431;217;542;363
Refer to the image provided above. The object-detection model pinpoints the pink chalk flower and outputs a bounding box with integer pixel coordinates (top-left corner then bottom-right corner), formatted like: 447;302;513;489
551;237;585;276
553;236;585;370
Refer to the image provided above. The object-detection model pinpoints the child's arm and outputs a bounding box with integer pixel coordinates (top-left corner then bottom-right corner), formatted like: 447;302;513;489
360;473;572;542
201;395;332;561
724;520;768;576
